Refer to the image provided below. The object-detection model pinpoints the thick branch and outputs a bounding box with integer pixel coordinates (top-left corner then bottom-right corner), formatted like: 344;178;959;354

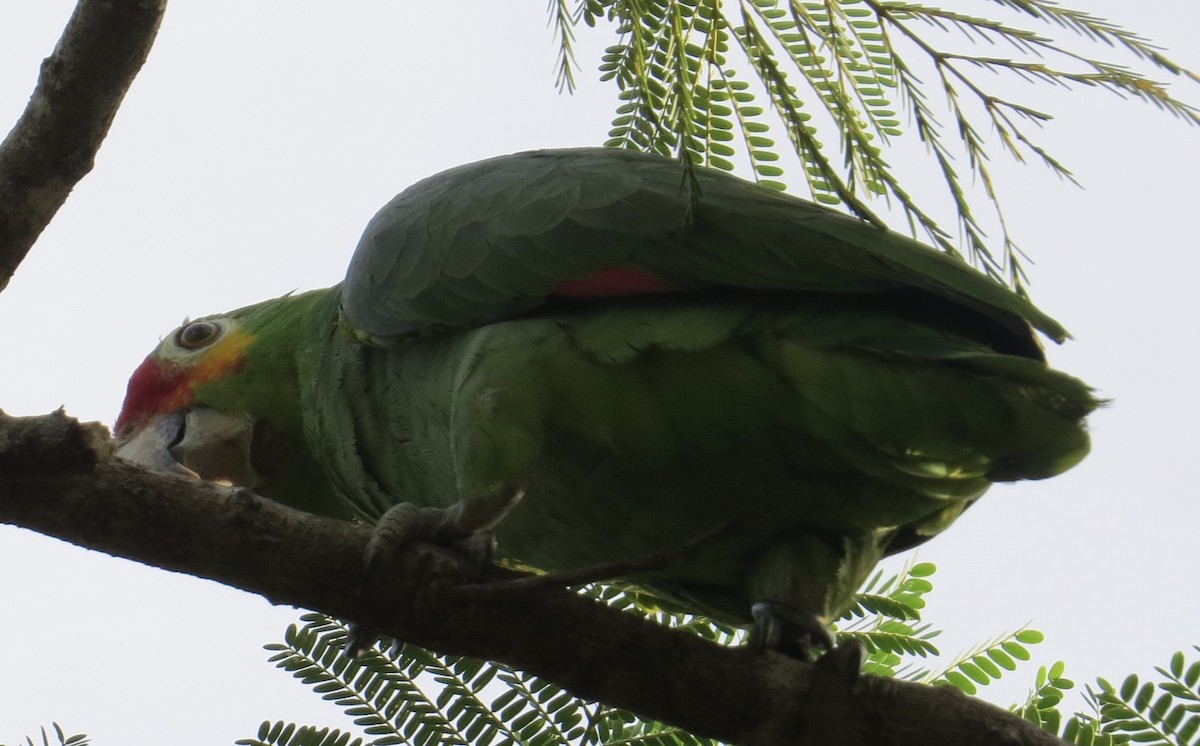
0;0;167;291
0;410;1066;746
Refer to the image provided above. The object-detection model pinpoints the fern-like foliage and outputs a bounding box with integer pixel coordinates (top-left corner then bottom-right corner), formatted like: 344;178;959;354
837;559;1043;694
556;0;1198;292
838;559;940;669
922;628;1045;695
1014;647;1200;746
1019;661;1081;739
237;721;365;746
1087;647;1200;746
245;561;1051;745
252;609;714;746
0;724;89;746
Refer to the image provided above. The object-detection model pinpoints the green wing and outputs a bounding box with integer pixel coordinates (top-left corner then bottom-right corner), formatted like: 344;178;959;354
342;148;1066;349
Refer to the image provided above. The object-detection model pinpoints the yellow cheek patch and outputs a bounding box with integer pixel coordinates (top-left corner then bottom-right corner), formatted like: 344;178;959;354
190;326;255;387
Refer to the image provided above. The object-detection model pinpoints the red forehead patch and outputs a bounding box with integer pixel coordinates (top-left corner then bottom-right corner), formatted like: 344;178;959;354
114;356;189;438
114;326;253;439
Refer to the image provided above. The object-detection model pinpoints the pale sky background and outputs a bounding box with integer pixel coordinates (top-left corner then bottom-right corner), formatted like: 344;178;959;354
1;2;1197;744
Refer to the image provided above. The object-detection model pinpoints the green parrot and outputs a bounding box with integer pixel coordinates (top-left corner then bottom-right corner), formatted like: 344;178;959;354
114;147;1098;656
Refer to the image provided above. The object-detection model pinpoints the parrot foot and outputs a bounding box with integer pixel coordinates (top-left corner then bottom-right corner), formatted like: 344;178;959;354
813;637;866;687
363;502;496;580
345;623;383;658
346;502;498;657
750;600;836;662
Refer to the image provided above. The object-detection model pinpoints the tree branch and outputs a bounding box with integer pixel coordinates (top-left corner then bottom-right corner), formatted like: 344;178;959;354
0;409;1067;746
0;0;167;291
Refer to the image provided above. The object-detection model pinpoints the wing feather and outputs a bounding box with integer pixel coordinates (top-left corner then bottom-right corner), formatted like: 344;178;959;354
342;148;1066;351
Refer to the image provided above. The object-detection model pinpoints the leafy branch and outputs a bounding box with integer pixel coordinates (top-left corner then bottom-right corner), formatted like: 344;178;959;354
0;724;90;746
245;568;1200;746
1017;647;1200;746
243;561;1052;745
554;0;1199;293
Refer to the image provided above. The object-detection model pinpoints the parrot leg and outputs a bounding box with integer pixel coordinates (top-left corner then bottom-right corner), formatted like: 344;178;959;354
745;530;882;665
750;600;866;685
346;486;525;656
750;600;835;661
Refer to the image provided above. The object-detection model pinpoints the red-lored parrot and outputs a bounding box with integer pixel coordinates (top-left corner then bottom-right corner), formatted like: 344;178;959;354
115;148;1098;656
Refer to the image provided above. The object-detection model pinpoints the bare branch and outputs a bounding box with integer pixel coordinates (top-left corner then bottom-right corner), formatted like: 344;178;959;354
0;0;167;291
0;409;1068;746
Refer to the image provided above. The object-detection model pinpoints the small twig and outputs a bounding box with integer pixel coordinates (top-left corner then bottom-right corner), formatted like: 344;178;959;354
451;520;735;599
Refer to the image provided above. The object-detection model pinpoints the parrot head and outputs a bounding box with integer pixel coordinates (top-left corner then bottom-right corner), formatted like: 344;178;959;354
116;316;252;437
113;291;321;489
114;313;260;485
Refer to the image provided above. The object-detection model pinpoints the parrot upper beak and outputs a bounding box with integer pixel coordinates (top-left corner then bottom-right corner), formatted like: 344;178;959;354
116;408;259;487
115;411;195;477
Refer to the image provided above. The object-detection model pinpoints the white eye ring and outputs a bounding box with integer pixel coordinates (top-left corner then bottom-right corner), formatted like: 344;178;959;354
176;320;222;350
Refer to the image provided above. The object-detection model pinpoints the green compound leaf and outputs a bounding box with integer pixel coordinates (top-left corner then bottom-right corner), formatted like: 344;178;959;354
557;0;1199;296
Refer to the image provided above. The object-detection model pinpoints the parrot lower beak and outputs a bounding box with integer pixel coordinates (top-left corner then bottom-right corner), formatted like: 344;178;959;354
116;408;259;488
170;408;258;487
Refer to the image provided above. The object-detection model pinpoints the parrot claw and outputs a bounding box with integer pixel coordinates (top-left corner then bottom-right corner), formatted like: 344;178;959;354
344;622;380;658
363;502;496;580
814;638;866;688
449;530;497;576
750;600;837;662
345;502;498;657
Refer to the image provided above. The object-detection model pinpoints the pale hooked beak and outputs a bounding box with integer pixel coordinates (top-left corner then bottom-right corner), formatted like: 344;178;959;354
115;408;259;487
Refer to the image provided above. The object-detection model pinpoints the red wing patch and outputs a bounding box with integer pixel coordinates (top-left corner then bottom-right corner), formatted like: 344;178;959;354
552;266;679;299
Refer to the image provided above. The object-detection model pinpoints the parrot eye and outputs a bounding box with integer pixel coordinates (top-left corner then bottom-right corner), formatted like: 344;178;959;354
177;321;221;350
